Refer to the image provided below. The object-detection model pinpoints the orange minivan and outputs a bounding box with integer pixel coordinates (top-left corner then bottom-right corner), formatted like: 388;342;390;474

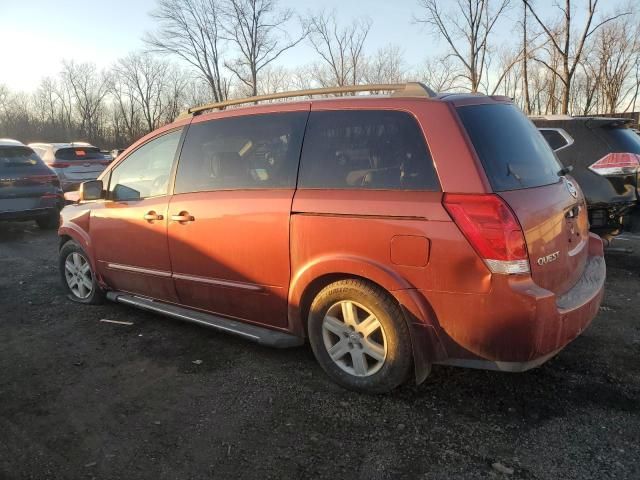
58;83;605;393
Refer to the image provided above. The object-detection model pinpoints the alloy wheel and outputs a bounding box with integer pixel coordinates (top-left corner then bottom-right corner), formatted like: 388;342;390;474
321;300;388;377
64;252;94;299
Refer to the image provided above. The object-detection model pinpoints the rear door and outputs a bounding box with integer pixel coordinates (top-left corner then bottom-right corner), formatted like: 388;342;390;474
457;103;589;295
0;146;59;213
167;108;309;328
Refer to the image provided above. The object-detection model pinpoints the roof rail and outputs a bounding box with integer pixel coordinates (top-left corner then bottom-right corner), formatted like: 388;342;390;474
181;82;436;117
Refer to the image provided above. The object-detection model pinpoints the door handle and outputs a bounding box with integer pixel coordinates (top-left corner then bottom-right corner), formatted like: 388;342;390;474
171;212;195;223
143;211;164;221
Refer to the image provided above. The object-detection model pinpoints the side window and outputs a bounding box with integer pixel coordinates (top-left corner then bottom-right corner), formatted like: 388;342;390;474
539;128;572;151
109;129;182;201
174;111;308;194
298;110;440;191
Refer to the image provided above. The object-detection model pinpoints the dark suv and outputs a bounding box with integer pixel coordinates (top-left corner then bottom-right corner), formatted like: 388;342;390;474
532;116;640;236
0;139;63;229
58;84;605;393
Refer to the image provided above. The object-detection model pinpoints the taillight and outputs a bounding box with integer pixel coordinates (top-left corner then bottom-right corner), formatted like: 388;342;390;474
588;153;640;176
50;161;71;168
443;194;530;275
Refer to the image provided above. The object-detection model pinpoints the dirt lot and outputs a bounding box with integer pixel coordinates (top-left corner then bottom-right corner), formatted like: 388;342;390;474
0;222;639;480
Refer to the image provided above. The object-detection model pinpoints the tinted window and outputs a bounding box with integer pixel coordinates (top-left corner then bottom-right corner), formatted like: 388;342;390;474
458;104;562;191
0;147;44;168
109;129;182;201
600;127;640;154
298;110;439;190
174;112;307;194
55;146;105;161
539;129;570;151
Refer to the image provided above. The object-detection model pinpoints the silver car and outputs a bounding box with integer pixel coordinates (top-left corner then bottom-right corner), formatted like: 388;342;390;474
28;142;111;191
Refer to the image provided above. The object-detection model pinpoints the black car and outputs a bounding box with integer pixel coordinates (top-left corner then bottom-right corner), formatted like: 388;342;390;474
0;139;63;229
532;116;640;236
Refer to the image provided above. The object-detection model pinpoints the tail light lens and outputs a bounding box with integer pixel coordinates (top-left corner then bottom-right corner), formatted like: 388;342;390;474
588;153;640;176
443;193;530;275
50;161;71;168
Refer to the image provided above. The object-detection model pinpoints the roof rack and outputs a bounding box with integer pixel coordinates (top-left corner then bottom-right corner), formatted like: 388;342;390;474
181;82;436;118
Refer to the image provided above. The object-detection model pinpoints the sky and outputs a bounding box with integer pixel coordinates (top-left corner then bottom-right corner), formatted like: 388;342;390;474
0;0;631;92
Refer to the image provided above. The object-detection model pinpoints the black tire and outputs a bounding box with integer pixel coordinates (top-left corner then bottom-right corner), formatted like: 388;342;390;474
36;211;60;230
308;279;413;394
59;240;105;304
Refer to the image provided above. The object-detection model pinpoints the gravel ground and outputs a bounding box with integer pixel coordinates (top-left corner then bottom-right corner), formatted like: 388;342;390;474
0;221;639;480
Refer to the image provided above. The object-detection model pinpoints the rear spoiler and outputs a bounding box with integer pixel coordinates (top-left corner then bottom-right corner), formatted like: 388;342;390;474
580;117;634;129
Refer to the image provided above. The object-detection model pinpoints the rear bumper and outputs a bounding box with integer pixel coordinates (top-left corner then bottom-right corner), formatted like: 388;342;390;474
429;233;605;370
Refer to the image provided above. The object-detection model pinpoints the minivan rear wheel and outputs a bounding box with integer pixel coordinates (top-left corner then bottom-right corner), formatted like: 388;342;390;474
308;279;412;393
59;240;104;304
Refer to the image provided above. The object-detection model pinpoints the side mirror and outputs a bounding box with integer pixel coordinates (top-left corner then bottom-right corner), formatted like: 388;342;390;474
79;180;103;201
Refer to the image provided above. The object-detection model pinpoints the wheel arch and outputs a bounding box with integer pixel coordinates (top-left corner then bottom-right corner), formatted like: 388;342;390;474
288;256;446;384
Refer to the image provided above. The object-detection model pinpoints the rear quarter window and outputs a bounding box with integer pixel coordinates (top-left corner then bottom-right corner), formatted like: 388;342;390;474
539;129;572;151
297;110;439;191
458;104;562;191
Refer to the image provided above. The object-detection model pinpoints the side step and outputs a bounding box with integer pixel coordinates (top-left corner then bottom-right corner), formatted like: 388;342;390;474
106;292;304;348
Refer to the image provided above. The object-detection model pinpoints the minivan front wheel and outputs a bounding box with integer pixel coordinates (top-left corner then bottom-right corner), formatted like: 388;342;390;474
59;240;104;304
308;279;412;393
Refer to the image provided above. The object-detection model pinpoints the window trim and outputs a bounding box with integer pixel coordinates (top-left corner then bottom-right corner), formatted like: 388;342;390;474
538;127;574;152
107;127;186;201
296;108;441;192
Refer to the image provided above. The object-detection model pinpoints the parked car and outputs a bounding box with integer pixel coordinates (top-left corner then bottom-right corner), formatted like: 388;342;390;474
29;142;111;192
532;116;640;237
0;139;63;229
57;83;605;393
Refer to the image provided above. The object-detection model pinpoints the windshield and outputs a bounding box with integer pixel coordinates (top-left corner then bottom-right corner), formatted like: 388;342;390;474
457;103;562;191
0;147;44;168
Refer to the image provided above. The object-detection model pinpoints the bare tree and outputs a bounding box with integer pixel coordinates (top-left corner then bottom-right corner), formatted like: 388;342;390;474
523;0;631;114
415;0;511;92
145;0;229;102
416;56;461;92
222;0;306;96
306;11;372;87
112;53;172;133
61;61;109;141
592;17;640;113
256;65;293;95
363;45;407;85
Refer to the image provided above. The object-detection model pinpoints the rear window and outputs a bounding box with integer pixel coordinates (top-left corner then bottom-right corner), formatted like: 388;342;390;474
297;110;439;191
55;147;104;161
600;127;640;154
457;104;562;191
0;147;43;168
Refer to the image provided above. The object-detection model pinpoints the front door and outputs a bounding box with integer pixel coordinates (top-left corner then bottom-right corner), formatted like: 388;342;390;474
92;129;183;302
167;108;309;328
